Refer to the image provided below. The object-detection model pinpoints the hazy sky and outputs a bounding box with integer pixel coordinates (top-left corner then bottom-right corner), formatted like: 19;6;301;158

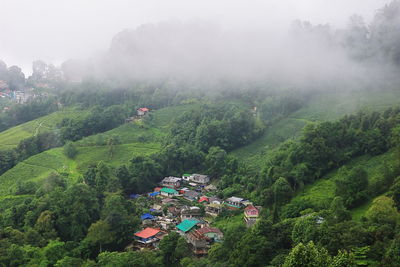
0;0;390;74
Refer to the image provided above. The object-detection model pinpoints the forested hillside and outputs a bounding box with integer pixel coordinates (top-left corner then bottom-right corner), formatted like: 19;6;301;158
1;1;400;266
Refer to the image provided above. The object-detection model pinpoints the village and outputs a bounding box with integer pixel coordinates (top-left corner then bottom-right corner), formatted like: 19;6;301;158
129;171;262;255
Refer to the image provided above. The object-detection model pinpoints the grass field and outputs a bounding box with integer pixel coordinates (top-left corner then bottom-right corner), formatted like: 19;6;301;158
230;90;400;170
0;104;194;197
0;108;89;150
289;150;397;216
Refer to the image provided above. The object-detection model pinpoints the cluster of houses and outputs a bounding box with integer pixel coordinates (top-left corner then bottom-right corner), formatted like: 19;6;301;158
0;86;44;106
131;173;261;255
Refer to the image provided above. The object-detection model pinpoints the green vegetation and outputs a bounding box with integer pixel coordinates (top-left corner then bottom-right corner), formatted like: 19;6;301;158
0;108;87;150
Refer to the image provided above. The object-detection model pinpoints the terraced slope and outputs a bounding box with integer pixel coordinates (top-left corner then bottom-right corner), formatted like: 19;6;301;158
231;90;400;170
0;108;88;150
0;104;194;197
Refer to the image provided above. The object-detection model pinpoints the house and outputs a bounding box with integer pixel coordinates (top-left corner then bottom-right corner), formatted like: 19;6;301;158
197;227;223;242
176;219;199;235
162;198;178;205
134;227;165;247
191;174;210;184
205;184;217;191
167;206;181;217
181;206;202;220
183;190;200;201
161;177;181;189
225;197;244;208
186;229;209;255
141;213;155;221
148;192;160;198
205;203;223;217
198;196;209;203
160;187;179;197
182;173;192;181
186;227;224;255
208;197;222;205
0;80;8;90
244;205;260;227
137;107;150;116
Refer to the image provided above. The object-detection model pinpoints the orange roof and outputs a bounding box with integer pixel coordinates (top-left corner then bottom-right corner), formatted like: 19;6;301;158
134;227;160;239
198;196;209;203
154;187;162;192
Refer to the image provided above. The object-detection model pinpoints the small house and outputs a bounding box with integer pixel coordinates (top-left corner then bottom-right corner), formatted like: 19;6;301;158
208;197;222;205
225;197;244;208
186;229;209;255
191;174;210;184
161;177;182;189
176;219;199;235
183;190;200;201
182;173;192;181
160;187;179;197
181;206;202;220
148;191;160;198
197;227;223;242
137;107;150;116
198;196;209;203
134;227;165;247
205;184;217;191
244;205;260;227
205;203;223;217
141;213;155;221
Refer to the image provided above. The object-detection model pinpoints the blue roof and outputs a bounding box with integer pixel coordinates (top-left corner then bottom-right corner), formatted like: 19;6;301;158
149;208;158;212
141;213;155;220
149;192;160;197
129;194;140;199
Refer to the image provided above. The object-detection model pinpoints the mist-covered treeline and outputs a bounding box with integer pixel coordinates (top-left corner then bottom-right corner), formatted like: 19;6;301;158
59;1;400;91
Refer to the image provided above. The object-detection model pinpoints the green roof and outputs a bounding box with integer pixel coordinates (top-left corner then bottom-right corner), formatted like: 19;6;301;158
160;187;178;194
183;173;191;176
176;219;198;232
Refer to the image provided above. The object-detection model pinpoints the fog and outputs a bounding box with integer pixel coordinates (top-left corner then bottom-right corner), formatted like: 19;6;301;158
0;0;397;88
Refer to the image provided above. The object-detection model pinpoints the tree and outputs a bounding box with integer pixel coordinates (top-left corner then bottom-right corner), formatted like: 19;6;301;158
365;196;400;226
331;250;356;267
335;167;368;208
85;220;115;253
205;146;228;178
63;142;78;159
329;197;351;223
283;241;331;267
272;177;293;205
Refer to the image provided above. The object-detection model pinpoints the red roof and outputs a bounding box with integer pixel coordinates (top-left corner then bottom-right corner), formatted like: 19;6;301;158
137;107;149;112
197;227;222;235
134;227;160;239
244;205;259;215
154;187;162;192
198;196;209;203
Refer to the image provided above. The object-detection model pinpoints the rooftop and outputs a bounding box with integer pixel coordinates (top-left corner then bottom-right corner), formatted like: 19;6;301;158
226;196;244;203
176;219;199;233
160;187;178;194
134;227;160;239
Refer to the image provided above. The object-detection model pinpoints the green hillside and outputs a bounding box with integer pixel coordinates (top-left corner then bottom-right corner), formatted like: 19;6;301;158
0;104;195;197
0;107;88;150
289;149;397;219
231;90;400;170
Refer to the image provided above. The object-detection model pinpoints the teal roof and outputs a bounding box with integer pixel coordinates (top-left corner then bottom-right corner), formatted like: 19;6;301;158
176;219;198;232
160;187;178;194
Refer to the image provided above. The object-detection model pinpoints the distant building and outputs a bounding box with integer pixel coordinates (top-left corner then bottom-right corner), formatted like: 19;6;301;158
161;176;181;189
186;227;223;255
180;206;202;220
244;205;260;227
183;190;200;201
176;219;199;235
160;187;179;197
191;174;210;184
137;107;150;116
225;197;244;209
134;227;166;248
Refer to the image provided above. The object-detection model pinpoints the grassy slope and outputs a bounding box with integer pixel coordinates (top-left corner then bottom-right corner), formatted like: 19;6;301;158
0;108;88;150
231;90;400;170
290;150;397;219
0;104;193;197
